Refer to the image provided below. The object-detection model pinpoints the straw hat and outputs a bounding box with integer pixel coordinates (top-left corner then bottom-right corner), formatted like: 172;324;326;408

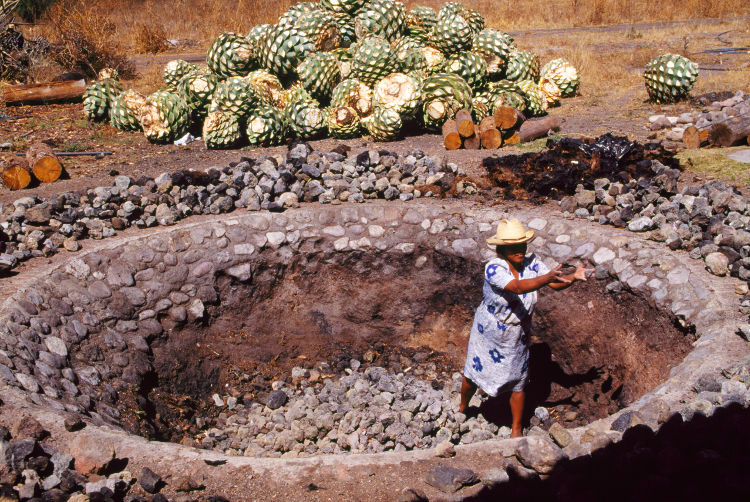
486;218;534;245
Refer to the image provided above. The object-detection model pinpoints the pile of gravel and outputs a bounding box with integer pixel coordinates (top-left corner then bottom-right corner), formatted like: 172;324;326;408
200;364;510;458
559;160;750;285
0;144;473;274
648;90;749;143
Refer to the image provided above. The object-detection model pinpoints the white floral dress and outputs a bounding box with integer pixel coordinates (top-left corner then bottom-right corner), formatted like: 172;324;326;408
463;254;550;396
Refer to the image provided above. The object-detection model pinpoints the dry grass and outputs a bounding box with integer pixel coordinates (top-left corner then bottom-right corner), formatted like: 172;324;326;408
676;148;750;186
44;0;133;77
21;0;750;53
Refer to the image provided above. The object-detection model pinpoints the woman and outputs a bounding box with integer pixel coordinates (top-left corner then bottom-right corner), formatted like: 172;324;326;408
459;218;587;438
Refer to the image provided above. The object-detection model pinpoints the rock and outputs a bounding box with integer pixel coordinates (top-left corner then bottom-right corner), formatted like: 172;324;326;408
266;390;288;410
534;406;550;422
434;440;455;458
610;411;645;432
15;373;40;393
705;252;729;276
548;422;572;448
139;467;163;494
70;436;114;475
737;324;750;341
481;467;509;486
11;416;46;440
155;203;176;225
398;487;428;502
515;436;565;474
693;374;721;393
424;464;478;493
627;216;653;232
6;438;40;470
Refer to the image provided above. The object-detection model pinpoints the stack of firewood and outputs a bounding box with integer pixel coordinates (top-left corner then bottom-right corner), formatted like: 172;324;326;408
1;143;63;190
442;106;561;150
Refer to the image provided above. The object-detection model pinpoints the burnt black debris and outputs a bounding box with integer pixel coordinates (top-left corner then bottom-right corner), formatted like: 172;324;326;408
483;134;680;202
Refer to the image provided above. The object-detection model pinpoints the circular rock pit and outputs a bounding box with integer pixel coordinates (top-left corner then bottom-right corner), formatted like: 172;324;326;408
0;203;694;459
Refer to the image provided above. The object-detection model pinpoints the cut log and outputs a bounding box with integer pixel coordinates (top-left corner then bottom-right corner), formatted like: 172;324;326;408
2;79;87;106
26;143;63;183
1;158;32;190
463;125;481;149
479;116;502;149
682;126;709;149
442;119;461;150
455;109;475;138
708;114;750;147
493;105;525;130
519;116;562;143
504;131;521;145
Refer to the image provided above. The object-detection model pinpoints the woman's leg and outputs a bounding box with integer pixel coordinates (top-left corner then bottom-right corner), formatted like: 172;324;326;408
459;376;477;413
509;391;525;438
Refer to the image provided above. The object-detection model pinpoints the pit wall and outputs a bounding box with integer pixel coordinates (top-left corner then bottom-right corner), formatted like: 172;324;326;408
0;200;747;490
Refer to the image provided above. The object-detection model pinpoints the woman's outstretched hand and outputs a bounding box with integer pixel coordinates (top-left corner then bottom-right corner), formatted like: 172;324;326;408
573;265;589;281
547;264;571;284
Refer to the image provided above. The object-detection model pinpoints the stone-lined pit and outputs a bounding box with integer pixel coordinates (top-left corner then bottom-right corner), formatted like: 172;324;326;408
1;201;748;501
0;204;693;458
133;254;690;456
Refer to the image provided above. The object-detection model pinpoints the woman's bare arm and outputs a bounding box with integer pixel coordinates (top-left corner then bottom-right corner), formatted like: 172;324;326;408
548;265;588;290
503;264;568;294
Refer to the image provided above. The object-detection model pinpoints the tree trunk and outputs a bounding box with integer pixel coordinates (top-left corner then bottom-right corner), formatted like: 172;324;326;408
463;125;481;149
2;79;87;106
493;105;525;130
708;114;750;147
479;116;502;149
682;126;709;149
519;116;562;143
1;158;32;190
26;143;63;183
442;119;461;150
455;109;475;138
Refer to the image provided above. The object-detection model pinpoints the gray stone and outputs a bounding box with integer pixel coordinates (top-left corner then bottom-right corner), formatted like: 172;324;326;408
44;337;67;357
82;280;110;301
266;390;288;410
628;216;653;232
666;267;690;285
704;252;729;276
16;373;40;392
548;422;572;447
227;263;252;282
481;467;509;486
593;247;615;264
451;239;478;258
106;263;134;288
515;436;565;474
424;464;478;493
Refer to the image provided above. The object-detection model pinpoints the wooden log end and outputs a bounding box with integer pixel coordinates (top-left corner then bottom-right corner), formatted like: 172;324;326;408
682;126;701;149
455;109;475;138
2;159;32;190
444;132;462;150
480;129;502;149
32;156;63;183
493;105;521;130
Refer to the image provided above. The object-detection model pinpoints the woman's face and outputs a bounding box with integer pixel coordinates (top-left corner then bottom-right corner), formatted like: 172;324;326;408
499;243;527;266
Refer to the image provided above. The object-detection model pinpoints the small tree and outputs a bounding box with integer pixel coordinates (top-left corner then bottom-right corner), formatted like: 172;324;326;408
14;0;57;22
